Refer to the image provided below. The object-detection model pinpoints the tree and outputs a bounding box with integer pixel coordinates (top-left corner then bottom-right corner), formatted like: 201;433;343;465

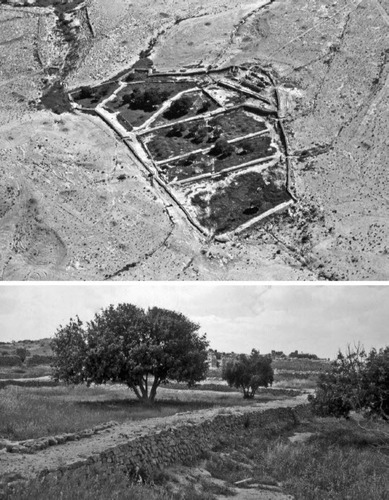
210;137;234;158
123;88;170;112
309;345;389;419
166;122;185;137
51;304;209;403
222;349;274;399
51;317;87;385
164;95;192;119
15;347;30;363
79;86;92;99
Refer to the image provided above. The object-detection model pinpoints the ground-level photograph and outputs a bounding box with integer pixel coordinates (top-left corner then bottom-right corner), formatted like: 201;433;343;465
0;283;388;499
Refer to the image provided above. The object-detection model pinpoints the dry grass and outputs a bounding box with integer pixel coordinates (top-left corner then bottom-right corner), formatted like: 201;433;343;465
203;417;389;500
0;365;52;380
0;385;215;441
0;383;288;441
8;478;215;500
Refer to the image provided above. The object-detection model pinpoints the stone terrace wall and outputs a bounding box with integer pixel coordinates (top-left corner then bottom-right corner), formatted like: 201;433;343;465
1;398;311;498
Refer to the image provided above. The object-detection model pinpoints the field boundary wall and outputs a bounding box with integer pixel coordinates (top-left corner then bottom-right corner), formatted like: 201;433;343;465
1;400;311;498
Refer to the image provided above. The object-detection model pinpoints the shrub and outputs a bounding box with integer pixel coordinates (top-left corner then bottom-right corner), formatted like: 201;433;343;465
309;345;389;419
26;355;53;366
0;355;22;367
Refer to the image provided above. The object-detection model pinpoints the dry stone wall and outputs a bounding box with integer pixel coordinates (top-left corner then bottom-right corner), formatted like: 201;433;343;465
0;398;311;498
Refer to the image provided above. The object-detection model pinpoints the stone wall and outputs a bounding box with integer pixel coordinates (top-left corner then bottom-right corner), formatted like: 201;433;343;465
1;399;311;498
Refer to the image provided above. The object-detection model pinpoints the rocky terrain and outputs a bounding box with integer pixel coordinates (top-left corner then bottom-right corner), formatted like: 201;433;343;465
0;0;388;280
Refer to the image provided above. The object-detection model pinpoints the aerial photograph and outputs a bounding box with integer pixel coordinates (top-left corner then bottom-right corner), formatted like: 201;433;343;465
1;0;388;281
0;284;388;499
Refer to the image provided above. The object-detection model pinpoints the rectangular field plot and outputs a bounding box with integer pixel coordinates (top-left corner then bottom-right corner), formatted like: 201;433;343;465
190;168;290;234
144;108;269;162
161;135;278;183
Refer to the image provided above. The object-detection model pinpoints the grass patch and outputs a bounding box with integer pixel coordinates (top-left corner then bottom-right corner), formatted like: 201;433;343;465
0;365;51;380
204;418;389;500
0;383;290;441
0;385;215;441
6;470;219;500
6;477;212;500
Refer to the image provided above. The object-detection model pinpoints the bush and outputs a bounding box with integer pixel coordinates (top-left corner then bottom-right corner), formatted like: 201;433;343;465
26;355;53;366
309;345;389;419
0;355;22;367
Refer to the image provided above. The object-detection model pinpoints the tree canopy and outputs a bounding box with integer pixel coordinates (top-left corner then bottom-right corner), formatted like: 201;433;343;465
309;345;389;419
51;304;209;402
164;95;192;119
222;349;274;398
210;137;234;158
122;88;170;112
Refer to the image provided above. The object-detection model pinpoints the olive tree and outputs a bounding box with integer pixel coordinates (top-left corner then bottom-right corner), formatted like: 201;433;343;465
51;304;209;403
222;349;274;399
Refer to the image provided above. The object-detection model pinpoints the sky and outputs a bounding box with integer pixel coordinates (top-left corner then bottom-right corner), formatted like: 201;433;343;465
0;284;387;359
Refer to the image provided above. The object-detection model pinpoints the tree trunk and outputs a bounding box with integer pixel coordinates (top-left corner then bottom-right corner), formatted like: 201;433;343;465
129;376;160;403
149;377;160;403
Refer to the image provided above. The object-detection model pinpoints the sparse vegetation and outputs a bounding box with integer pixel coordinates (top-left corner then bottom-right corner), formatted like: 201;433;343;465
199;417;389;500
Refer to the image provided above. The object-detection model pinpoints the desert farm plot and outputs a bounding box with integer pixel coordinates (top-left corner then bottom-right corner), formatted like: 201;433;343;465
70;65;293;236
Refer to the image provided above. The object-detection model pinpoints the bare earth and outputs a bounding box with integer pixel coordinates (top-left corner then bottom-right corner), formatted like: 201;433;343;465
0;0;388;280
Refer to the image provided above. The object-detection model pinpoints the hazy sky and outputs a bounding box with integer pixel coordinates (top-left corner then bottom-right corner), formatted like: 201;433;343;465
0;284;387;359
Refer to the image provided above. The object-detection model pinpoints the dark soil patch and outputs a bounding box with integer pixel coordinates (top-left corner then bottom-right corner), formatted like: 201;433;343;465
191;170;290;234
39;82;72;114
72;81;120;109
